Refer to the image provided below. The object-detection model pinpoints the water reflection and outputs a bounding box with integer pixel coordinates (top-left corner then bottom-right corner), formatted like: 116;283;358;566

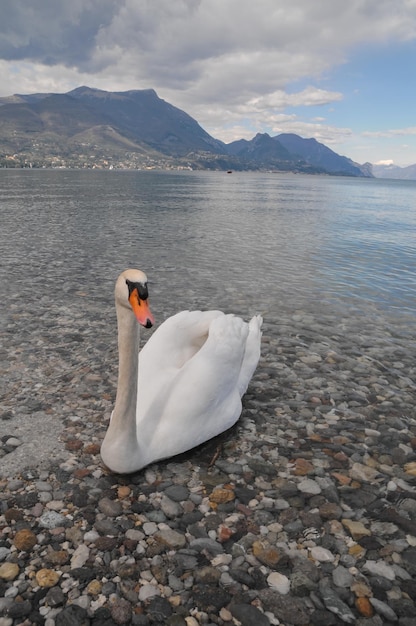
1;170;415;323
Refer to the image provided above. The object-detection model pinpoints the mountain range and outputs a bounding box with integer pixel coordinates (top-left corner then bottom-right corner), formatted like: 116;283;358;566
371;162;416;180
0;86;411;178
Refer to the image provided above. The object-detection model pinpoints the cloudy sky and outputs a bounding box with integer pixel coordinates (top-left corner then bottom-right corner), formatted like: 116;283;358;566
1;0;416;165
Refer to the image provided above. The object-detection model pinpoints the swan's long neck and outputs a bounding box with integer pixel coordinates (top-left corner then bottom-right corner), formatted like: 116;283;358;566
115;304;139;425
101;302;141;473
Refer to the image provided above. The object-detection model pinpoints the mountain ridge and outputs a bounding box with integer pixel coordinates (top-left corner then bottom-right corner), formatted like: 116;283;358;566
0;86;397;176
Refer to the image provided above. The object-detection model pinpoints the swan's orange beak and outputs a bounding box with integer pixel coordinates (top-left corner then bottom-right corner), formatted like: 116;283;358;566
128;288;155;328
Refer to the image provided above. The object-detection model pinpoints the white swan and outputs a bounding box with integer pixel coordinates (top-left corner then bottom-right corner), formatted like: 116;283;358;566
101;269;263;474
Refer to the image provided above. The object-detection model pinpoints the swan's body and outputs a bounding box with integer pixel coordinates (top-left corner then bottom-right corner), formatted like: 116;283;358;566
101;269;262;474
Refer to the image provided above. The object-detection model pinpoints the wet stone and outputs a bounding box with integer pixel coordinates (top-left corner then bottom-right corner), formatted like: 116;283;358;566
0;562;19;581
192;585;231;611
258;590;310;625
94;535;118;550
319;578;356;624
363;560;396;581
70;567;96;584
2;290;416;626
297;478;321;495
45;585;66;607
39;510;67;529
309;609;339;625
6;600;32;620
290;570;318;596
230;603;271;626
188;538;224;555
332;565;353;588
0;547;10;561
4;508;24;522
14;492;38;508
98;497;123;517
389;598;416;618
401;546;416;575
195;565;221;584
94;519;120;536
160;493;183;517
154;528;186;549
146;596;173;622
55;604;90;626
401;578;416;601
13;528;37;552
35;568;60;587
342;519;371;540
164;484;190;501
370;597;398;622
252;540;281;568
109;596;132;625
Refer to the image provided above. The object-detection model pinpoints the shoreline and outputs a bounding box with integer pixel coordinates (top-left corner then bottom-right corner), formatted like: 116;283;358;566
1;310;416;625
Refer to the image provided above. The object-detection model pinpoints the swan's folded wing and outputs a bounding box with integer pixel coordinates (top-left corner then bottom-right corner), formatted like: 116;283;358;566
137;310;224;422
137;313;252;458
140;310;224;369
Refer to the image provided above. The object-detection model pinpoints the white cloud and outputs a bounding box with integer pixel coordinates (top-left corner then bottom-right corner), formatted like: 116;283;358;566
0;60;89;95
2;1;415;98
0;0;416;162
246;87;343;111
363;127;416;138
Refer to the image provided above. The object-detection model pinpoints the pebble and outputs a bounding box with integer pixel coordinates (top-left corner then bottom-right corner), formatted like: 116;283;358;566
39;510;66;529
0;563;19;581
319;578;356;624
154;527;186;549
160;493;183;517
13;528;37;551
4;438;21;448
70;543;90;568
310;546;336;563
342;518;371;540
370;597;399;622
138;584;160;602
363;560;396;581
230;603;271;626
332;565;353;588
297;478;322;495
98;497;122;517
267;571;291;594
0;548;10;562
1;306;416;625
35;568;61;587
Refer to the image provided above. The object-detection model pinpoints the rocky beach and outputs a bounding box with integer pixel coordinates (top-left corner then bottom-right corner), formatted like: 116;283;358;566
2;168;416;625
1;303;416;626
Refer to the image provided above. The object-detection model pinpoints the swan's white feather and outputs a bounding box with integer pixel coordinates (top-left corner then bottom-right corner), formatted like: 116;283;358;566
101;270;262;473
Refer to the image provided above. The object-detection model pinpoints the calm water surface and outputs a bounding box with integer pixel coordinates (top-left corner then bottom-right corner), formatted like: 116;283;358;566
1;170;415;331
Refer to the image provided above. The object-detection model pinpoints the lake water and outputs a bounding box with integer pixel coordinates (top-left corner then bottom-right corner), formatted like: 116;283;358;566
1;169;415;328
1;168;415;474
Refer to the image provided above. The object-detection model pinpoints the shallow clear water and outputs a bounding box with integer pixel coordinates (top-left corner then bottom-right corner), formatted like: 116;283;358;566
1;169;415;330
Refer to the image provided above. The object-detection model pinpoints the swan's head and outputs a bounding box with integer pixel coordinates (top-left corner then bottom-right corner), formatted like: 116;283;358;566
115;269;155;328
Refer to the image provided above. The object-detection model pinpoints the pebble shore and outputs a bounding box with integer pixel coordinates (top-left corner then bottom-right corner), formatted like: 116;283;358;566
1;306;416;626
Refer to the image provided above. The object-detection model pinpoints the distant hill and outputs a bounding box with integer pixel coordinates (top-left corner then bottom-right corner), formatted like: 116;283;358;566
226;132;316;172
227;132;370;176
0;87;227;167
0;85;373;175
67;87;226;157
276;133;369;177
371;162;416;180
227;133;292;161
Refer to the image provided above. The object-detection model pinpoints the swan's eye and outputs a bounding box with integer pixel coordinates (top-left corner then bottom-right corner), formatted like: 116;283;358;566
126;279;149;301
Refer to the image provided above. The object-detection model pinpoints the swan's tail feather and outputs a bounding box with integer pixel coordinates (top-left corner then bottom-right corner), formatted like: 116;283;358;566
237;315;263;396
